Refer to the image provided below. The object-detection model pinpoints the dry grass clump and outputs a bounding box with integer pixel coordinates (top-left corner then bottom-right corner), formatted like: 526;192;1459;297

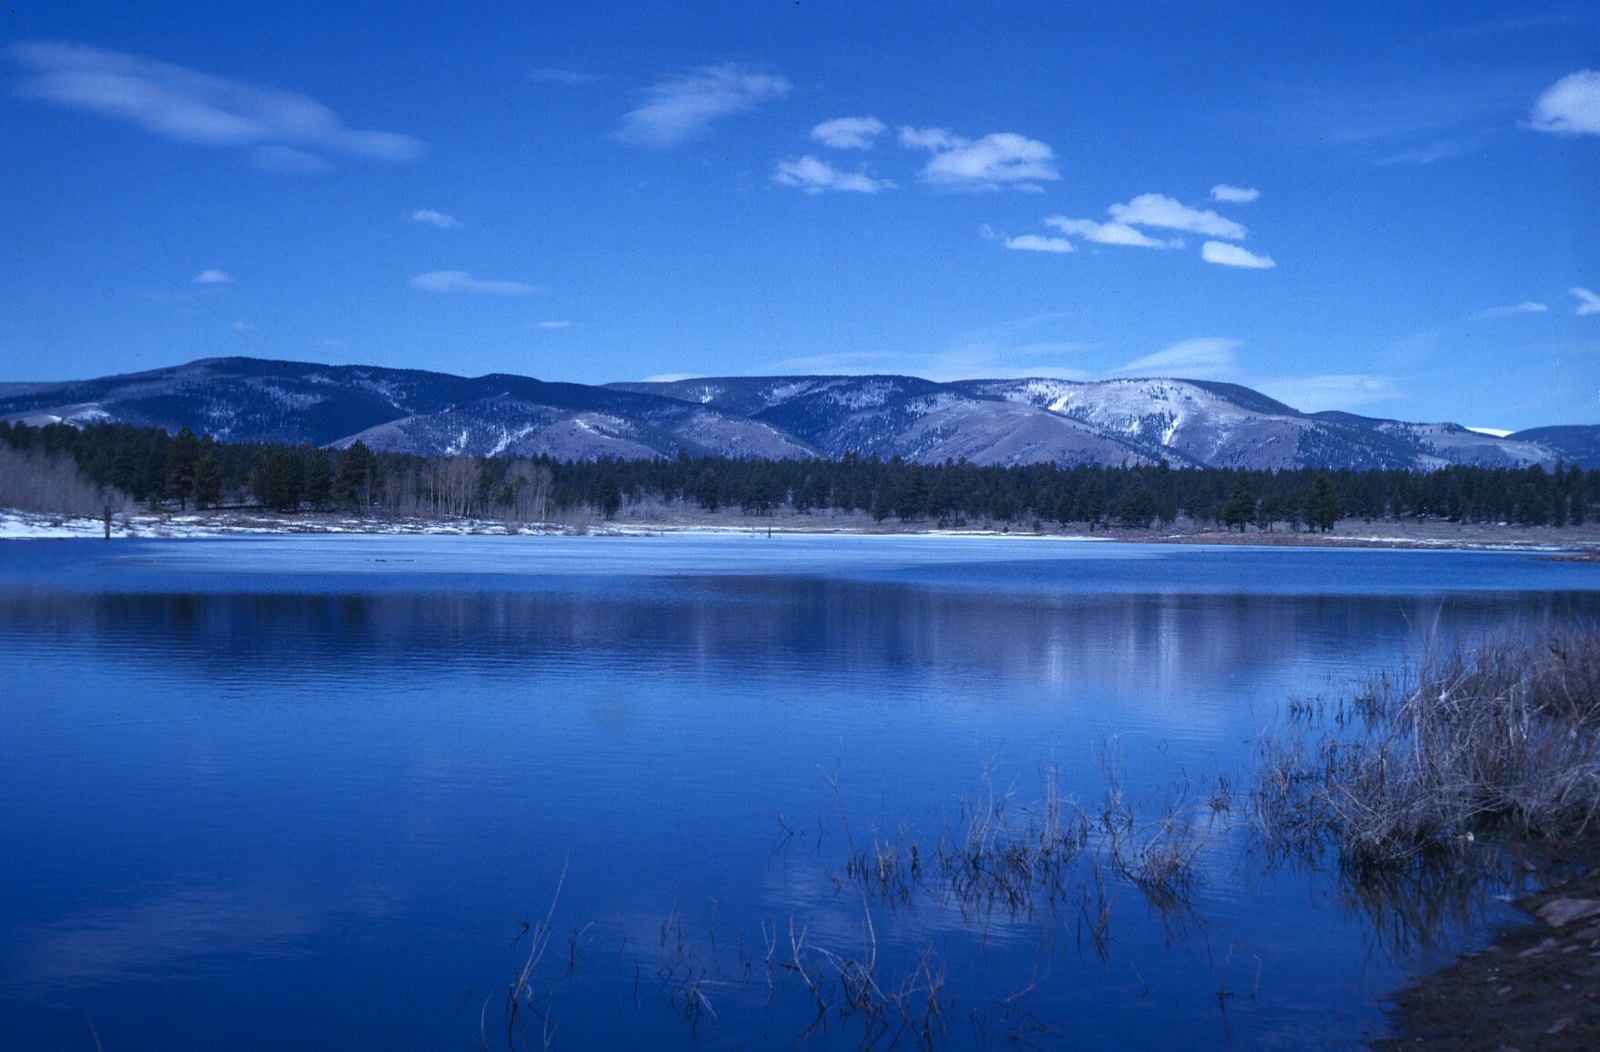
829;760;1212;946
1254;628;1600;871
931;765;1092;919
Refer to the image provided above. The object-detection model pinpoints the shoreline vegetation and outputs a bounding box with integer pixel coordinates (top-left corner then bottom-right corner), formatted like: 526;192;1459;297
1253;629;1600;1049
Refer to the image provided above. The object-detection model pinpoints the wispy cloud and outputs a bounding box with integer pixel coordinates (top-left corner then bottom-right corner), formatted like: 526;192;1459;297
252;145;333;174
773;155;894;194
1110;194;1246;239
1253;374;1399;412
764;314;1095;381
409;271;539;295
1475;301;1548;319
1110;338;1240;379
1004;234;1074;254
7;41;424;169
1200;241;1276;269
765;347;1093;382
1210;184;1259;203
1528;71;1600;136
810;116;886;149
535;320;571;329
898;126;1059;190
1573;287;1600;316
1270;75;1532;166
529;68;600;86
410;209;460;229
191;269;233;284
613;63;789;147
1044;215;1180;248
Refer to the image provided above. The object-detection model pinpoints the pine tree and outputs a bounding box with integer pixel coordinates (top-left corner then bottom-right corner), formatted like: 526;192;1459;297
304;449;334;510
194;454;222;509
335;441;379;511
1304;473;1340;532
1113;479;1157;528
165;427;201;509
1221;470;1256;532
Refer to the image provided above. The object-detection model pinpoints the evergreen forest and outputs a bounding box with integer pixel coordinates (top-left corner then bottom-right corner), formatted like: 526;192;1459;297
2;418;1595;532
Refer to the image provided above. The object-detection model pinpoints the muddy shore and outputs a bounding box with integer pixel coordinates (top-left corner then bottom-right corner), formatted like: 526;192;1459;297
1374;856;1600;1051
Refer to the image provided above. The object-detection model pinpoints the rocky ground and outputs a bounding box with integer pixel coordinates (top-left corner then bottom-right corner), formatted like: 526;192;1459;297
1375;859;1600;1051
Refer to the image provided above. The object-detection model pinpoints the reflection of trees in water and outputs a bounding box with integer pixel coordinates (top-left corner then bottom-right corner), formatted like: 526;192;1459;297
4;585;1596;699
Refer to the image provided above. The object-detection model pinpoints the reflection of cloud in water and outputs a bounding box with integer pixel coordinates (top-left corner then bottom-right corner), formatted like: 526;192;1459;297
4;881;400;998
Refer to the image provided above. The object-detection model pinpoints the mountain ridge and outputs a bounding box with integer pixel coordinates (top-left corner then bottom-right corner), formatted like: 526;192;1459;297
1;356;1595;471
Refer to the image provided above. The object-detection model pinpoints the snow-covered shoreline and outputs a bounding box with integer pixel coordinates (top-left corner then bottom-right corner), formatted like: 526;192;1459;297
2;505;1595;554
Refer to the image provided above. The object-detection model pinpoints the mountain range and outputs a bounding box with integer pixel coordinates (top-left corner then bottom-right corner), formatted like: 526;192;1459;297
0;356;1594;471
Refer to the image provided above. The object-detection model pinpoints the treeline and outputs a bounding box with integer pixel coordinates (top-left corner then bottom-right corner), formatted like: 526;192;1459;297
1;418;1596;530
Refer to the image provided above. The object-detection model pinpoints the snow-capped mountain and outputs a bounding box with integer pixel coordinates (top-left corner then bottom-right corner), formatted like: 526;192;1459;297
1;357;1594;470
617;373;1582;470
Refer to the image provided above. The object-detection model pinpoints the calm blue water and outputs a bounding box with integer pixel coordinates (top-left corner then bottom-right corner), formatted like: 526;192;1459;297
2;533;1599;1050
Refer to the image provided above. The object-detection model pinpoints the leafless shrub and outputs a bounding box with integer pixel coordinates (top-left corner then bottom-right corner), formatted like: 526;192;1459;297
0;443;127;517
1253;627;1600;872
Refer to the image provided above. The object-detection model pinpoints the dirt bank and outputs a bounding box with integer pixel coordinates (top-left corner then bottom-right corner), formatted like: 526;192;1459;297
1375;859;1600;1050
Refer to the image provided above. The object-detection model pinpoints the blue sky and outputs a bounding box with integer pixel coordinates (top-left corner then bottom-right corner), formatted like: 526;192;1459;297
3;2;1597;430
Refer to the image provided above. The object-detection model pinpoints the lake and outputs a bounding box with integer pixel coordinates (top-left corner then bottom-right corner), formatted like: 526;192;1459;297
3;533;1599;1050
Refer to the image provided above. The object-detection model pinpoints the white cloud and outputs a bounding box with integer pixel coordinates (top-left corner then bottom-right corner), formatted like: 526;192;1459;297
899;126;1059;189
1253;374;1399;412
1004;234;1075;254
230;320;253;332
1475;301;1549;318
1110;338;1240;379
773;155;895;194
1574;287;1600;316
191;269;233;284
897;126;960;150
1110;194;1247;239
810;116;886;149
1528;70;1600;136
613;63;790;147
410;209;460;229
1201;241;1276;269
7;41;423;168
1210;184;1260;203
408;271;539;295
1044;215;1180;248
535;320;571;329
